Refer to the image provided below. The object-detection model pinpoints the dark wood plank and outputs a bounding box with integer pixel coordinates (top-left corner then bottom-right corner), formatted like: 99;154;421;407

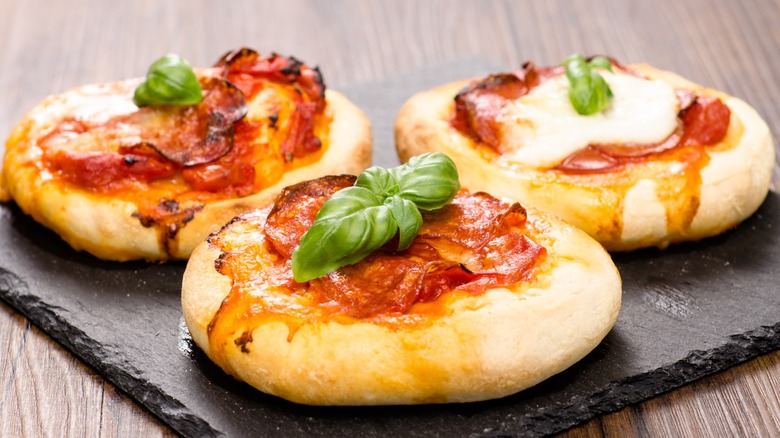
1;0;778;436
0;302;175;437
560;350;780;437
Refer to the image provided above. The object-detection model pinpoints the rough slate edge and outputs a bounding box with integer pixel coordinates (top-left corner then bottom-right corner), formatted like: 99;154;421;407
523;325;780;436
0;275;217;436
0;57;778;437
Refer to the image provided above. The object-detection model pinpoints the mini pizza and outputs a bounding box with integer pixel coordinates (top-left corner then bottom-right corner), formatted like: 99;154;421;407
395;56;774;251
181;156;621;405
0;48;371;261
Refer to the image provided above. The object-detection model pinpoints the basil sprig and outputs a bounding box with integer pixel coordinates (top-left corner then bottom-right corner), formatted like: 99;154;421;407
291;152;460;282
133;54;203;107
562;54;614;115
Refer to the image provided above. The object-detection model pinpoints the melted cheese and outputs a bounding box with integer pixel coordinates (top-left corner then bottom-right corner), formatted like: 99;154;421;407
497;71;679;168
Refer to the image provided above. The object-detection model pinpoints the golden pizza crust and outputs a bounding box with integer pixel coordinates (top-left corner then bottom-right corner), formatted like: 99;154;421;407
181;205;621;405
1;87;371;261
395;64;774;251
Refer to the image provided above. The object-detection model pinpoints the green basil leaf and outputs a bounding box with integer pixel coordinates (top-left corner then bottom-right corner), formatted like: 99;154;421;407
291;151;461;282
562;54;614;115
392;152;460;210
589;56;613;71
568;74;594;114
133;54;203;107
384;196;422;251
590;70;614;112
563;54;588;84
291;187;398;282
355;166;399;198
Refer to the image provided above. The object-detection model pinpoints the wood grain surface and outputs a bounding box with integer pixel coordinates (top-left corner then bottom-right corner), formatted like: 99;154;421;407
1;0;779;436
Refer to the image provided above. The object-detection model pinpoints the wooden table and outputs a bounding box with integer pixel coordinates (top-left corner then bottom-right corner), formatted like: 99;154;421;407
1;0;779;436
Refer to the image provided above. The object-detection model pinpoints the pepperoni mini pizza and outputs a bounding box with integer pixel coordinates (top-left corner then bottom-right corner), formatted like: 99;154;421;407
0;48;371;261
395;57;774;251
181;155;621;405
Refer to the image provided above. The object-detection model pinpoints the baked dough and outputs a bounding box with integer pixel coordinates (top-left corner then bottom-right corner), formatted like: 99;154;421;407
181;179;621;405
1;50;371;261
395;63;774;251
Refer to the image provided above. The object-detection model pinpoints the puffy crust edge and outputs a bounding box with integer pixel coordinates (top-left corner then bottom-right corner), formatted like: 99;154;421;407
1;89;371;261
181;207;622;405
394;64;775;251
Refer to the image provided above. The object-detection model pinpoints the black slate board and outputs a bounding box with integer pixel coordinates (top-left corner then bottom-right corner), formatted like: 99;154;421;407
1;59;779;437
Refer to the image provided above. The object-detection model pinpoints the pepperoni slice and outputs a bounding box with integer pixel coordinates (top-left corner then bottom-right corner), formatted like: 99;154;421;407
217;48;325;104
417;263;482;303
310;254;430;318
680;96;731;146
263;175;357;257
279;100;322;161
217;48;325;162
258;179;546;319
120;77;247;166
451;73;528;149
555;148;620;173
417;191;509;250
45;143;178;189
451;63;560;152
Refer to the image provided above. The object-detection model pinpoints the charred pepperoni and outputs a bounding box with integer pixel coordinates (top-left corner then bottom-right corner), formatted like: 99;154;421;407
451;63;560;151
120;77;248;167
264;175;357;257
46;144;178;189
257;180;546;319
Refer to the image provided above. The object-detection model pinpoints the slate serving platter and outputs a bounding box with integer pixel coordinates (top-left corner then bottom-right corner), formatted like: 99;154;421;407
1;59;779;437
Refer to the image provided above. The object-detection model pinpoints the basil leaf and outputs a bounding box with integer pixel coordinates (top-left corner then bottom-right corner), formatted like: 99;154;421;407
133;54;203;107
392;152;460;210
568;73;594;114
590;70;614;112
291;152;461;282
355;166;399;198
589;56;613;71
384;196;422;251
291;187;398;282
563;54;589;84
562;54;614;115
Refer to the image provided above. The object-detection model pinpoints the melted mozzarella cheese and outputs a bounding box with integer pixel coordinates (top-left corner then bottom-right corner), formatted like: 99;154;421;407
497;71;679;168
